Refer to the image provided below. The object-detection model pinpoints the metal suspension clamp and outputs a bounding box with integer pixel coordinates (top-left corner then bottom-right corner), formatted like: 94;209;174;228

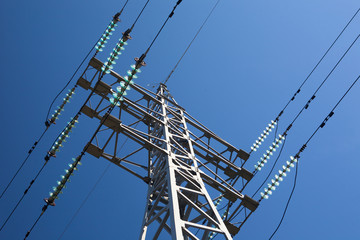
122;29;132;41
135;55;147;69
113;12;121;23
44;198;56;206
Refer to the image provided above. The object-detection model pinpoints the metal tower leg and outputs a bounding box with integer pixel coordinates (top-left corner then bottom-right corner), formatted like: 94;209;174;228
139;85;232;239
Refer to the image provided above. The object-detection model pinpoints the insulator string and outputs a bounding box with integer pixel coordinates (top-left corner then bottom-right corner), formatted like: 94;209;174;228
258;74;360;240
252;33;360;173
57;134;133;239
0;6;127;201
249;8;360;154
24;1;184;237
260;74;360;200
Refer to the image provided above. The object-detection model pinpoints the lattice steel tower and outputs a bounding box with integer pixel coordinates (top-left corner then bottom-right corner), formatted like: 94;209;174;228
75;57;259;239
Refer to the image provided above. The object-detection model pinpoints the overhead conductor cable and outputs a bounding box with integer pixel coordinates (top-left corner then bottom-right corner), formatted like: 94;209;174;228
227;73;360;234
229;32;360;229
0;5;128;201
262;74;360;239
163;0;220;85
252;33;360;174
0;4;129;233
58;1;220;238
225;14;360;231
24;1;183;239
249;7;360;154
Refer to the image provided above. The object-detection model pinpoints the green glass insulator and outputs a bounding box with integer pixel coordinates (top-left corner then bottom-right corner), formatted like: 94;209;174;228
116;85;123;93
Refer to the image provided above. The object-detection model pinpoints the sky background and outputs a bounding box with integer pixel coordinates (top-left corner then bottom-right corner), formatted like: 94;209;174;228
0;0;359;239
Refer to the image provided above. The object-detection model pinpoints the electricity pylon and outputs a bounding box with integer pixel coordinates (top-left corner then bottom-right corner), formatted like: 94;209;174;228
76;57;259;239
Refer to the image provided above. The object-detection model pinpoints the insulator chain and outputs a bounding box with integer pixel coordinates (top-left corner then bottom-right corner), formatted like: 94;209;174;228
254;134;286;172
101;30;132;75
250;120;277;153
44;156;82;206
95;19;119;53
45;115;79;160
260;156;298;200
46;87;76;127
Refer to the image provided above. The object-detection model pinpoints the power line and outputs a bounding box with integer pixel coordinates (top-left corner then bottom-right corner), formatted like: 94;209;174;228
0;163;48;232
206;123;281;231
2;79;113;232
58;135;132;239
142;0;183;57
44;44;93;122
261;74;360;238
0;128;47;199
23;1;184;238
0;5;131;200
249;7;360;154
130;0;150;30
44;2;129;123
163;0;220;85
45;0;130;122
57;163;111;240
252;33;360;175
289;34;359;126
24;205;48;240
232;52;360;240
268;161;298;240
303;74;360;147
276;7;360;120
224;135;285;222
3;1;134;234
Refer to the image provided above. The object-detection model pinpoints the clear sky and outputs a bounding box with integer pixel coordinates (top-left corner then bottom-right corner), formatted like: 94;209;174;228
0;0;359;239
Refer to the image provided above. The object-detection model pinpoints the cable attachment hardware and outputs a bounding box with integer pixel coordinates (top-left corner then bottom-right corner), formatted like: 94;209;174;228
44;198;56;207
135;54;147;68
28;141;38;154
305;95;316;109
320;111;334;128
291;89;301;101
113;12;121;23
122;28;132;41
169;0;183;18
299;144;307;153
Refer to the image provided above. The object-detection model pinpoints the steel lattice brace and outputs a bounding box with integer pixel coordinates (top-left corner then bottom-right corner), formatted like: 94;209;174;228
75;57;259;239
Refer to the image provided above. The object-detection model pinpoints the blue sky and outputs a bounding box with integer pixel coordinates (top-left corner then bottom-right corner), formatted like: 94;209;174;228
0;0;359;239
